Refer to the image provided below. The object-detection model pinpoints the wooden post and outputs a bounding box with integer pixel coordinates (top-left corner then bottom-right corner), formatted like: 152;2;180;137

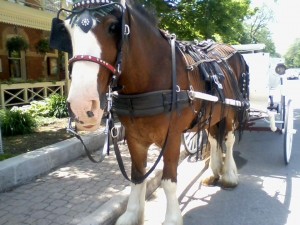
0;86;5;109
0;122;3;155
64;52;70;97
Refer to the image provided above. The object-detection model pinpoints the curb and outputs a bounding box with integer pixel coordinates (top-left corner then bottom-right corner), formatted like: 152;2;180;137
0;130;105;192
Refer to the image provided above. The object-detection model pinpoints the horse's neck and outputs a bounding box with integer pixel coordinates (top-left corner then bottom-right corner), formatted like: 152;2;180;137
119;11;171;94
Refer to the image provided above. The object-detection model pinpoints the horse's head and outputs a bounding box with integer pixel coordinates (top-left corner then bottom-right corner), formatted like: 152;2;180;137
50;0;126;131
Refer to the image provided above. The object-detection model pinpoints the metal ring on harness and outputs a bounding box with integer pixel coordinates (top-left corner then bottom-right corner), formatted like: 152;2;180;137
124;24;130;35
111;126;119;139
188;86;195;100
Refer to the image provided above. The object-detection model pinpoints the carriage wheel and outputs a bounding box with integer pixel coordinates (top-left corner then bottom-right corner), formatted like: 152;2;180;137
284;99;295;164
182;131;204;154
280;95;286;129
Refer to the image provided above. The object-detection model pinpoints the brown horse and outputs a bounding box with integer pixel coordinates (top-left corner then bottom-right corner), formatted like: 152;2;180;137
50;0;249;224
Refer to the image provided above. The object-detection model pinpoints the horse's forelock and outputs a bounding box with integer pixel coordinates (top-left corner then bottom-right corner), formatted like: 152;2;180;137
127;0;158;27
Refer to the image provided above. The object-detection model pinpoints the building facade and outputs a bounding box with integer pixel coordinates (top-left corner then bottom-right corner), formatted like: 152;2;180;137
0;0;70;108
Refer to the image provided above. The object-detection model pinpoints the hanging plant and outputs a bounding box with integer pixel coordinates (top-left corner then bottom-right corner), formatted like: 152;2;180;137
35;38;50;55
6;36;29;52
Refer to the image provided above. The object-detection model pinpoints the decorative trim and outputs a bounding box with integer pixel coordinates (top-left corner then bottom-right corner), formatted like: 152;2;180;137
0;1;56;31
72;0;113;9
69;55;117;74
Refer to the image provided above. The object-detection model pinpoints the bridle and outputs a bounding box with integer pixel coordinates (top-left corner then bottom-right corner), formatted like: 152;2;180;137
69;55;117;75
52;1;129;78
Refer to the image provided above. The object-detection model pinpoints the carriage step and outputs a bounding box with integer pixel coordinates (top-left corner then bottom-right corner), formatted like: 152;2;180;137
283;128;297;134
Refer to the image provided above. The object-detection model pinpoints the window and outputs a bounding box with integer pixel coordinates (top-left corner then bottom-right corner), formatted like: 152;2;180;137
47;57;58;76
8;50;21;79
6;34;27;80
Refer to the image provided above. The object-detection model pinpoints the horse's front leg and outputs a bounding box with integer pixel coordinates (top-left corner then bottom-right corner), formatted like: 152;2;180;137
161;135;183;225
116;137;150;225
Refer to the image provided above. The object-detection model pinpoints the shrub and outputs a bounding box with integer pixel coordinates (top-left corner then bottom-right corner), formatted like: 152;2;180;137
46;94;69;118
0;108;37;136
26;94;68;118
27;100;49;117
6;36;29;52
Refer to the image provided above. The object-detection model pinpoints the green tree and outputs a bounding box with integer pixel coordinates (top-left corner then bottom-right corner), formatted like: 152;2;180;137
240;5;279;57
284;38;300;68
136;0;252;43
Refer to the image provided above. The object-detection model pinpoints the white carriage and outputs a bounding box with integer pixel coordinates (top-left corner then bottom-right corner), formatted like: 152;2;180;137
183;44;296;164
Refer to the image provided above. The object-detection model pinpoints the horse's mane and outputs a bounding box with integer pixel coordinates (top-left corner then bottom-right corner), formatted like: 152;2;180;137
127;0;159;27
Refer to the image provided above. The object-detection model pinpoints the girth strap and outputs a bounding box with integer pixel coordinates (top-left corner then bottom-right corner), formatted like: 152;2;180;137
112;90;190;117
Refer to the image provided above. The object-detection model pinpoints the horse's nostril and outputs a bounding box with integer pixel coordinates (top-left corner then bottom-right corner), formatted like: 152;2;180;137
87;111;94;118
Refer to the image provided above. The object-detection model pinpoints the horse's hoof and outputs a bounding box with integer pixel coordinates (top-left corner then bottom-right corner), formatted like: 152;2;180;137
221;173;238;189
221;181;238;189
115;212;143;225
201;176;219;186
201;169;220;186
162;220;183;225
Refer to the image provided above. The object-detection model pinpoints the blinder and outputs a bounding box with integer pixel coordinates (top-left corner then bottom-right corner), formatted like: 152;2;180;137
50;16;73;55
50;2;124;55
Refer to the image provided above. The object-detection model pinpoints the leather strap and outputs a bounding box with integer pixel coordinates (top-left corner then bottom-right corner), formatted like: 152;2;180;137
66;118;107;163
69;55;117;74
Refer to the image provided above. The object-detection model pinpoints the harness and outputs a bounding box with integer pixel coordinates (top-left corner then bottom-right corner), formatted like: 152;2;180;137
50;1;250;184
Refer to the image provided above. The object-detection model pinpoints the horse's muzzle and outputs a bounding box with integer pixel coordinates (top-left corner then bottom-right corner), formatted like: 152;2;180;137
66;101;102;131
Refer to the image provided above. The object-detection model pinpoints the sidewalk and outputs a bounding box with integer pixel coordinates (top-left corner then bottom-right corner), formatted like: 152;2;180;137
0;129;188;225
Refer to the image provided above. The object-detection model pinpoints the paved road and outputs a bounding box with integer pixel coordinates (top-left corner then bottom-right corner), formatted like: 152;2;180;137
181;116;300;225
144;79;300;225
0;141;171;225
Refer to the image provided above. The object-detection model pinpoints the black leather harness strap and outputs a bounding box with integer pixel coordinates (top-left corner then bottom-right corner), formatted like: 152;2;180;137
66;118;107;163
112;90;190;117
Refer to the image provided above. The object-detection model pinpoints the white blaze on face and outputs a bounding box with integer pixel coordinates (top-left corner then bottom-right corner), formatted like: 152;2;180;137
65;19;104;131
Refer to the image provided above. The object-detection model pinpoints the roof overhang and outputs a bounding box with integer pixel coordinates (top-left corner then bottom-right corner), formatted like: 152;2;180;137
232;44;266;53
0;1;56;31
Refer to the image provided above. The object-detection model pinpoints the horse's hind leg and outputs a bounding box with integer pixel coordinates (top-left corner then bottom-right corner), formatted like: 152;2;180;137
201;130;223;186
116;137;149;225
221;130;238;188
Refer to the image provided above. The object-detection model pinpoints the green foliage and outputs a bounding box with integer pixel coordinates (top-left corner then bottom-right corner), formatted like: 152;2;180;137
0;153;16;161
6;36;29;52
240;5;279;56
27;101;50;117
0;108;37;136
27;94;68;118
46;94;69;118
284;38;300;68
137;0;252;43
35;38;50;55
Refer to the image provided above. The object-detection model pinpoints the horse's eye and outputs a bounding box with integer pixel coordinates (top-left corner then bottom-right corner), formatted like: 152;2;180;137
109;23;117;34
108;23;119;34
